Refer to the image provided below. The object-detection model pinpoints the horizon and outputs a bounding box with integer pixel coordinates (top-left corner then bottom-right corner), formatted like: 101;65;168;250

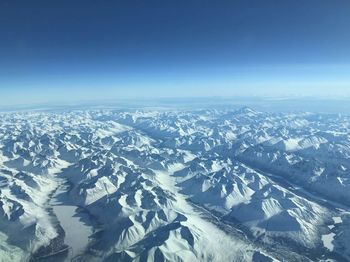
2;95;350;115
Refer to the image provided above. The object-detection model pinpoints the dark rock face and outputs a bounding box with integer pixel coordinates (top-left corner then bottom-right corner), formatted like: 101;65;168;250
31;225;68;261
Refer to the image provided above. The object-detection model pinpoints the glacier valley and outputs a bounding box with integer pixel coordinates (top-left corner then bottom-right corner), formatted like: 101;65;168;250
0;107;350;261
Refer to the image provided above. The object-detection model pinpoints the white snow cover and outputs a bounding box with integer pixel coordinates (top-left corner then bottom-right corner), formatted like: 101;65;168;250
0;108;349;261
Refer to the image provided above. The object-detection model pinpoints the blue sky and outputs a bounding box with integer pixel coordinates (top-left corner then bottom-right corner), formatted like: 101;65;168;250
1;0;350;105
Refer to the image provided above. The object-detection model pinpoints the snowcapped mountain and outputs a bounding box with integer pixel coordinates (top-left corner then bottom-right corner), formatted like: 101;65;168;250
0;108;349;261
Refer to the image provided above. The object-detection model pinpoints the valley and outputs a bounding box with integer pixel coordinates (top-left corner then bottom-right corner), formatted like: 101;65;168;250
0;108;349;261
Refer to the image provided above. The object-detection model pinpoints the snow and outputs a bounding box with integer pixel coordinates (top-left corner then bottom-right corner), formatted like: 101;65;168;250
322;233;336;251
51;183;92;260
0;232;26;261
333;216;342;224
84;176;117;205
1;108;350;261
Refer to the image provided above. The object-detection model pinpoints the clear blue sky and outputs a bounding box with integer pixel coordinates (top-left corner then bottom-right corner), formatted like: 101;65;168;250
1;0;350;105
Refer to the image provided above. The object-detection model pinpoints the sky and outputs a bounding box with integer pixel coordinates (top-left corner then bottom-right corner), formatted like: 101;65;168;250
1;0;350;106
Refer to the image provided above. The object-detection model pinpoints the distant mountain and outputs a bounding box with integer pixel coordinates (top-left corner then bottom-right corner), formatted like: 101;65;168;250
0;108;349;261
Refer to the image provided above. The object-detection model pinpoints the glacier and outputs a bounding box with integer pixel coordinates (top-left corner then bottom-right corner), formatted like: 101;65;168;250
0;108;349;261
